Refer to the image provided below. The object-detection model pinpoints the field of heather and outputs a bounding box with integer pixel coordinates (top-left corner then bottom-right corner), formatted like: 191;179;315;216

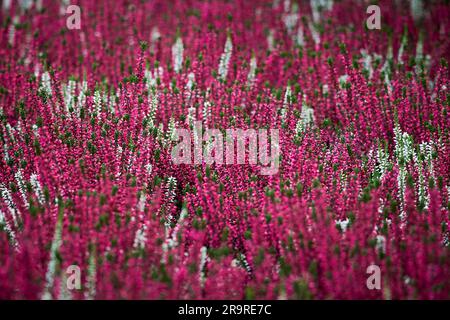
0;0;449;300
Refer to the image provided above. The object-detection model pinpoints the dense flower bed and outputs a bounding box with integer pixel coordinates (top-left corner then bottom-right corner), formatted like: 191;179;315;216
0;0;449;299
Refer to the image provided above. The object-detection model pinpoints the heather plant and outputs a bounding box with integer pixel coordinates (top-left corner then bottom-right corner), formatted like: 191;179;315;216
0;0;449;300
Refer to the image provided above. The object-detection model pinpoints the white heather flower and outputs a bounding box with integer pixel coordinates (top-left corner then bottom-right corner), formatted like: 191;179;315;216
128;152;136;171
5;123;16;143
397;168;407;219
394;125;415;216
414;141;436;210
381;45;393;93
308;21;320;45
63;80;76;113
102;91;108;108
3;0;11;11
187;72;195;89
296;100;315;135
0;184;19;227
378;198;385;214
156;66;164;79
247;55;257;87
137;193;146;212
35;0;42;11
15;169;29;209
335;218;350;233
283;0;290;13
93;90;102;115
410;0;424;24
310;0;320;23
30;173;45;205
58;273;72;300
397;31;408;65
280;85;291;122
404;276;412;285
187;106;196;128
295;119;303;136
296;26;305;46
16;121;24;135
19;0;33;10
0;209;18;249
443;227;449;247
165;176;177;204
85;250;96;300
376;146;389;178
166;117;176;144
300;98;315;125
77;80;87;115
203;100;211;125
150;26;161;51
40;71;52;96
42;212;63;300
199;246;209;287
166;207;188;249
185;72;195;100
108;89;116;113
376;235;386;254
3;141;10;163
283;12;299;34
32;124;39;138
161;175;178;230
310;0;333;23
339;172;347;191
237;252;252;274
419;141;435;178
218;34;233;81
145;163;153;175
59;0;69;15
145;66;164;85
133;224;148;249
161;242;169;263
171;37;184;74
8;16;18;46
339;74;349;88
361;50;373;79
267;29;275;51
415;35;424;74
146;92;158;129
